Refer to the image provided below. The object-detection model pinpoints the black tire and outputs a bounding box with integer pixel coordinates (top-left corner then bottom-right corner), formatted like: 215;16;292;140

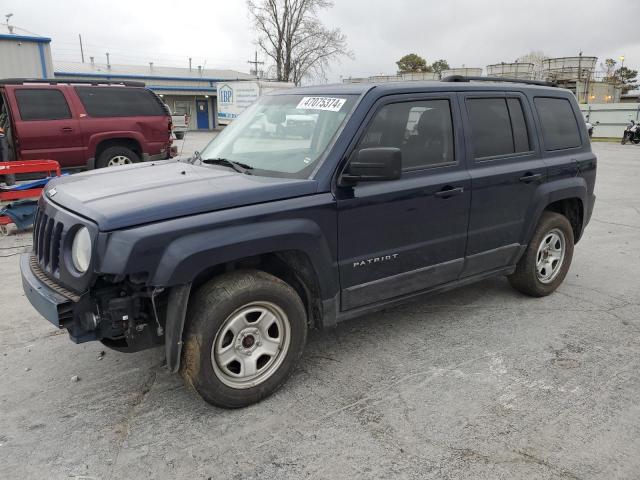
96;146;140;169
181;270;307;408
621;136;627;145
508;211;574;297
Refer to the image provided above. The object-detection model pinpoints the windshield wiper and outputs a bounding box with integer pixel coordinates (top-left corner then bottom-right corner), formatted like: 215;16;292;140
202;157;253;175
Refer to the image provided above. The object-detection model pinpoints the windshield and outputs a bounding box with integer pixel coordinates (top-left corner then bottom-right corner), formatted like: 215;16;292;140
199;94;357;178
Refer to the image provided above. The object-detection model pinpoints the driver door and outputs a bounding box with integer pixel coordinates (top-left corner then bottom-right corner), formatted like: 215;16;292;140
336;94;471;311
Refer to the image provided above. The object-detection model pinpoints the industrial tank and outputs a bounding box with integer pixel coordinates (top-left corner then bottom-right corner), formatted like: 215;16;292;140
442;68;483;78
486;63;534;79
542;56;597;81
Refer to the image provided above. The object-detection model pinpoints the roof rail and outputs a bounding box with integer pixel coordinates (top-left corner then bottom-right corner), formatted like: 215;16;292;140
441;75;557;88
0;78;146;88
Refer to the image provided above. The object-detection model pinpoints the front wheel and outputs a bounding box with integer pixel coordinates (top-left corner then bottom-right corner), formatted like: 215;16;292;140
181;270;307;408
508;211;574;297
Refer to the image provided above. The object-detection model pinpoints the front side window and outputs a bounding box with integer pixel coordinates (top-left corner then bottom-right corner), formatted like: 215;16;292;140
357;99;455;169
534;97;581;151
75;87;166;117
200;94;357;179
15;89;71;121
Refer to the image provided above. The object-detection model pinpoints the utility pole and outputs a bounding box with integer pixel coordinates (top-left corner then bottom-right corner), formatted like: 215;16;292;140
247;51;264;77
79;34;85;63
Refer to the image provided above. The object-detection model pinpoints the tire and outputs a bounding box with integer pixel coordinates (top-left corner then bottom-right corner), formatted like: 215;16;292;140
96;146;140;168
181;270;307;408
508;211;574;297
622;135;627;145
633;136;640;145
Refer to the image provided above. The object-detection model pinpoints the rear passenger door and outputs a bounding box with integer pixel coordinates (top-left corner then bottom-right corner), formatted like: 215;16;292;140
336;94;471;310
460;92;545;277
11;88;85;167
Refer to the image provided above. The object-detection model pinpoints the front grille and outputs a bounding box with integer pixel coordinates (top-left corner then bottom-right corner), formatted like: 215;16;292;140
33;209;64;277
29;255;81;302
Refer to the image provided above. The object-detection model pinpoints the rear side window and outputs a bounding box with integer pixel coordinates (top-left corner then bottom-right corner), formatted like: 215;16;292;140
15;89;71;121
466;97;531;159
534;97;581;150
75;87;166;117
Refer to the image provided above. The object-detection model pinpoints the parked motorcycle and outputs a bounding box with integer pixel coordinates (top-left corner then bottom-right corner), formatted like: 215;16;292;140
621;120;640;145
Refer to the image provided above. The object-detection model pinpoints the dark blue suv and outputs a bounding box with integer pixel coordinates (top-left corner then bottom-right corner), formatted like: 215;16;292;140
21;77;596;408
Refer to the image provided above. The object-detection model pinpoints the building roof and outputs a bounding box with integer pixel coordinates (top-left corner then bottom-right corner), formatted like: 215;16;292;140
0;22;51;42
53;61;255;82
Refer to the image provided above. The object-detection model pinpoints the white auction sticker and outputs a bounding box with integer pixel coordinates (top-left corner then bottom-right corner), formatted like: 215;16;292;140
296;97;346;112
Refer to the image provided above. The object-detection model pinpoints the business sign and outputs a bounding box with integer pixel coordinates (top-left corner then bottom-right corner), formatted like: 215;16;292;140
217;81;260;125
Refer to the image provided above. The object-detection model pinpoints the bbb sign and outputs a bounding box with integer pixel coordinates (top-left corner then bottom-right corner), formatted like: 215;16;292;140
219;84;234;104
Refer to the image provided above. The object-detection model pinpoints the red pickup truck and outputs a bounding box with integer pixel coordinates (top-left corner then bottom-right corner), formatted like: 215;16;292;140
0;79;174;169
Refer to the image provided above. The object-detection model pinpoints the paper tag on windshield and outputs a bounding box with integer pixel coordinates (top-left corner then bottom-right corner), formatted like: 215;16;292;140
296;97;346;112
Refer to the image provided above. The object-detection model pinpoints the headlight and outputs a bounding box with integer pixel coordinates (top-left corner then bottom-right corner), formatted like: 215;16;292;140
71;226;92;273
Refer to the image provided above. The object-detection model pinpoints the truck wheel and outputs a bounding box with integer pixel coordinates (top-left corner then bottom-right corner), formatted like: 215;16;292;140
181;270;307;408
508;211;574;297
96;146;140;168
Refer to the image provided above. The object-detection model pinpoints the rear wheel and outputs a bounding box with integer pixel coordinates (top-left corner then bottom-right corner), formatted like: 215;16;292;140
508;211;574;297
181;270;307;408
96;146;140;168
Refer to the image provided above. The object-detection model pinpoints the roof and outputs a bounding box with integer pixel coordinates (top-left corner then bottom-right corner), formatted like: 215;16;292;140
53;61;255;82
0;22;51;42
274;79;562;96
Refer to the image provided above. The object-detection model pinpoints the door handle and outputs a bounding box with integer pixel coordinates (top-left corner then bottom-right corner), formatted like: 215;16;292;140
434;186;464;198
519;172;542;183
60;127;74;133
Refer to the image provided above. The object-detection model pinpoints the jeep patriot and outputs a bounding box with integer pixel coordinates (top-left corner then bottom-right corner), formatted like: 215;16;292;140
21;77;596;408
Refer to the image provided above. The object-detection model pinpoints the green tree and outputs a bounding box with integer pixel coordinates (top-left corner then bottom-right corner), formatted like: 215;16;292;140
430;59;450;77
396;53;431;73
615;66;638;93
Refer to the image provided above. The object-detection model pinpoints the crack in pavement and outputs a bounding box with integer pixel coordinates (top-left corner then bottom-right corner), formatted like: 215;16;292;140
106;363;162;480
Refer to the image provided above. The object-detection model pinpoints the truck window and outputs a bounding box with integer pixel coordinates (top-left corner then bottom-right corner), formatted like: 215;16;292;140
359;99;455;170
534;97;581;151
74;87;166;117
467;97;530;159
15;89;72;121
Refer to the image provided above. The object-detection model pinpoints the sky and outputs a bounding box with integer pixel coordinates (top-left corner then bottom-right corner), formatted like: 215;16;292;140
3;0;639;82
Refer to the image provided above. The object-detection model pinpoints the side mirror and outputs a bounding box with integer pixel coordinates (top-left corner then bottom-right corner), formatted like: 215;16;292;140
339;147;402;186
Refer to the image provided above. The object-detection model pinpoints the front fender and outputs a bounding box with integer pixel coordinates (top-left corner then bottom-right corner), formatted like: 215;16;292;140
521;176;588;245
153;218;337;296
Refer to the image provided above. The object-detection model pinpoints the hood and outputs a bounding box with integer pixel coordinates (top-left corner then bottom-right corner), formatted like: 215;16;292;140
46;160;318;231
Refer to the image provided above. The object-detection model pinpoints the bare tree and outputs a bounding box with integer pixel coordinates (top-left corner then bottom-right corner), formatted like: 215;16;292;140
517;51;549;80
247;0;352;85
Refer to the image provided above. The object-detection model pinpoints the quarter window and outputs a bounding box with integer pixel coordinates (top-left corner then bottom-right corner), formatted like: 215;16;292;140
75;87;166;117
15;89;71;121
534;97;581;150
467;97;531;159
358;99;455;169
